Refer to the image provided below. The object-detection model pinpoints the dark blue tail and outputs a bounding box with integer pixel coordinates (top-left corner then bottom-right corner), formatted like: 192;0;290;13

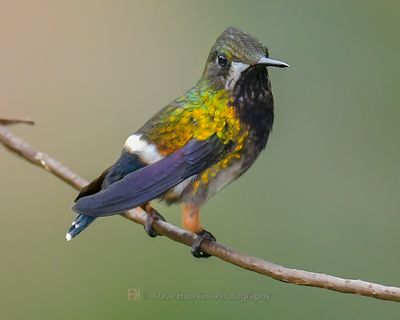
66;214;96;241
65;151;146;241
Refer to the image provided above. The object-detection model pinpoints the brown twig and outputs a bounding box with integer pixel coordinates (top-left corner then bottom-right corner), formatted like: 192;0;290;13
0;117;35;126
1;122;399;302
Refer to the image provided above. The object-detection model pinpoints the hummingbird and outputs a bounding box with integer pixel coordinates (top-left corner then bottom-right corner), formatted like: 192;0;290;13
66;27;289;258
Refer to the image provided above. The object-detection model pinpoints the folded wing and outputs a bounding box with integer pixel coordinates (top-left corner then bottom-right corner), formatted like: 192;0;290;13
73;135;226;216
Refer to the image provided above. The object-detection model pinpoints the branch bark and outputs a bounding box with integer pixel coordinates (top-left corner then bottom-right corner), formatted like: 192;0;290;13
1;121;399;302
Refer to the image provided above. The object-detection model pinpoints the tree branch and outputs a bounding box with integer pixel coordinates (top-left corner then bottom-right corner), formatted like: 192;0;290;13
0;117;35;126
1;121;399;302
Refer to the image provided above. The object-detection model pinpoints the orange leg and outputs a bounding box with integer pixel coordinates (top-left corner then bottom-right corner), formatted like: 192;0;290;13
182;203;216;258
182;203;203;233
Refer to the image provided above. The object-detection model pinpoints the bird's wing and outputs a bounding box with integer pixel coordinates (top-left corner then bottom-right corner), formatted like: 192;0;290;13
73;135;227;217
74;167;111;201
75;152;146;201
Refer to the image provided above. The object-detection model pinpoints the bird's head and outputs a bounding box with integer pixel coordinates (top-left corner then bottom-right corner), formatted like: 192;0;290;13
201;27;289;91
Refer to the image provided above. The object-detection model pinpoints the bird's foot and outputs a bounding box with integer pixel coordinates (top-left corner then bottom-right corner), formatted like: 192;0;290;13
191;229;216;258
143;206;166;238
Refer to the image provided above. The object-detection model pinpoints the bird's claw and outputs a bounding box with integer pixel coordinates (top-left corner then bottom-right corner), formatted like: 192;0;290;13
144;210;166;238
191;229;216;258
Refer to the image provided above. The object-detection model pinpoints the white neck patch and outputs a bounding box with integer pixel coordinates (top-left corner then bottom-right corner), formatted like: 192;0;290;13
225;62;249;90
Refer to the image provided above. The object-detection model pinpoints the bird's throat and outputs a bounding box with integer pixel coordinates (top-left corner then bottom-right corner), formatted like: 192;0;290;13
232;65;274;153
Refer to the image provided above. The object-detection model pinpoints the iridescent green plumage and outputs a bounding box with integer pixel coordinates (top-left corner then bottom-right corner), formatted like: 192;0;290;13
139;81;248;198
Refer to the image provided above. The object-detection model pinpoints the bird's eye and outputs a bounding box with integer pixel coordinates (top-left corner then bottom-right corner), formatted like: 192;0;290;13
217;54;228;68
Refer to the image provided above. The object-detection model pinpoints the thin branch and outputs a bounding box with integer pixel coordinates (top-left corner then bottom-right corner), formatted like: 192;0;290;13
0;117;35;126
1;122;399;303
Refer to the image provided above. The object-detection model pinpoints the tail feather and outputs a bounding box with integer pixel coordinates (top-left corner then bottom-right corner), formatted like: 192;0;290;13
66;151;146;240
66;214;96;241
66;168;109;241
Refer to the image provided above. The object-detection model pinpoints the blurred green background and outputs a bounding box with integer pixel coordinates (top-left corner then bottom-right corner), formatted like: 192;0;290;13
1;0;400;318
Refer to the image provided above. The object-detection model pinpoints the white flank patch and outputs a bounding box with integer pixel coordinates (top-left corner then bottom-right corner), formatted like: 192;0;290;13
124;134;163;164
66;233;72;241
225;62;249;90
